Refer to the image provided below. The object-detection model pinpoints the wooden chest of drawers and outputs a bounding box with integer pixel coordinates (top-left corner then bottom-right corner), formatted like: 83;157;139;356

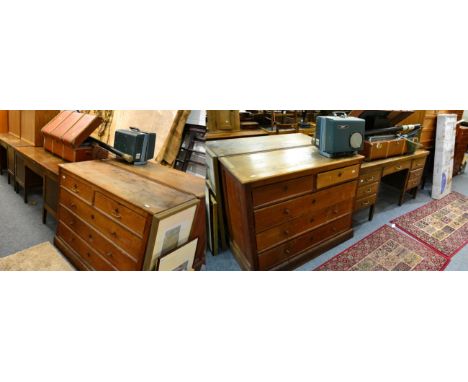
219;145;364;270
54;160;204;271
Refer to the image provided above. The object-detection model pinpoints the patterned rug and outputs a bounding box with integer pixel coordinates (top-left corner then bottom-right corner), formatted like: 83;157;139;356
315;225;449;271
391;192;468;257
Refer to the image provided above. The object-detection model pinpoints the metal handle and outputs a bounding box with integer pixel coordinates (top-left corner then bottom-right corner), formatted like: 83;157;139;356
111;208;122;219
72;184;79;193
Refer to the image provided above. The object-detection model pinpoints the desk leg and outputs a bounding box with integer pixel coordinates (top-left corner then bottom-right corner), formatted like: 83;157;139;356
42;208;47;224
412;187;418;199
368;204;375;221
398;189;405;206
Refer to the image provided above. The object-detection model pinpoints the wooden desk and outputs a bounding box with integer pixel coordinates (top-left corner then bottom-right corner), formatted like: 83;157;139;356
206;133;313;254
14;146;65;223
206;130;268;141
220;145;364;270
0;133;32;186
355;150;430;220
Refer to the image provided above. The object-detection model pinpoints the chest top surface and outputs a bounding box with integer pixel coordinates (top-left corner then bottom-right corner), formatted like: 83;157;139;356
206;133;312;157
220;145;364;184
59;160;195;215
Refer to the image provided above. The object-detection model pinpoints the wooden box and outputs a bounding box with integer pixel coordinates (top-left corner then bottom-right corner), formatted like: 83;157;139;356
362;139;408;161
54;160;204;271
42;111;102;162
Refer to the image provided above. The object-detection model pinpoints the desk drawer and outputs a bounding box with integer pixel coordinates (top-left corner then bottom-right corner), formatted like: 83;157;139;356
356;182;379;199
316;164;359;189
60;189;144;256
252;175;313;207
258;214;352;270
411;157;426;170
256;199;353;252
382;160;411;177
94;191;147;237
358;170;381;187
59;205;139;270
58;222;117;271
254;181;357;232
408;168;423;182
354;194;377;211
61;172;94;204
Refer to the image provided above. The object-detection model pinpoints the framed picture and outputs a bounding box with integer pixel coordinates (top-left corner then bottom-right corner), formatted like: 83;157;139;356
156;238;198;271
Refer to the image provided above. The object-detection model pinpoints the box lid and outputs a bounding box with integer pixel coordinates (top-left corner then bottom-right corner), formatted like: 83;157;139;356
42;111;103;148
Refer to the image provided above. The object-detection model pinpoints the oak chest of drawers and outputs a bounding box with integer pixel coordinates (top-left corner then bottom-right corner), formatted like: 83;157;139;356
219;145;364;270
54;160;204;271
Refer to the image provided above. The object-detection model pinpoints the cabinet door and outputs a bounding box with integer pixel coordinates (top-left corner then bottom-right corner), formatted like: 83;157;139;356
207;110;240;131
8;110;21;138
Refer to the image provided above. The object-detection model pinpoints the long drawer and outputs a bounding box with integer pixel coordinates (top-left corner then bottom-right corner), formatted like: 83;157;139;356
60;188;145;256
257;214;352;270
58;222;117;271
59;205;140;270
254;181;357;232
256;199;353;252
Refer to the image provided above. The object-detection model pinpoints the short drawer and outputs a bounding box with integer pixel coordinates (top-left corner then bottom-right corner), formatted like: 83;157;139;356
356;182;379;199
57;222;117;271
358;170;381;187
256;199;353;252
61;171;94;204
411;157;426;170
254;181;357;232
252;175;313;207
354;194;377;211
316;164;359;189
406;177;421;190
59;205;139;270
408;168;423;182
94;191;147;237
382;160;411;177
60;189;144;256
257;214;352;270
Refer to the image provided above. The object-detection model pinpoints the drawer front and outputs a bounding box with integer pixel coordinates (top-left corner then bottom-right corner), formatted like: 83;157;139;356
408;168;423;182
59;205;140;270
382;160;411;177
252;175;313;207
60;189;144;256
254;181;357;232
358;170;381;187
316;164;359;189
258;214;352;270
61;172;94;204
354;194;377;211
57;222;117;271
256;199;353;252
356;182;379;199
411;157;426;170
406;177;422;190
94;191;147;237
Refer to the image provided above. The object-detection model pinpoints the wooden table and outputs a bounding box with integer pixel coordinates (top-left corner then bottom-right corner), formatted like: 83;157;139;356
219;145;364;270
14;146;65;223
206;133;313;254
206;129;269;141
355;150;430;220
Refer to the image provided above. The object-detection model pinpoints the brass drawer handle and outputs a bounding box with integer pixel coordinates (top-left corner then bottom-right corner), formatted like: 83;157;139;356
69;219;75;226
284;249;291;255
284;208;290;215
368;176;374;181
284;230;290;236
337;172;343;177
106;252;113;258
69;203;76;209
111;208;122;219
111;231;118;238
367;188;372;193
396;165;402;170
88;234;93;243
363;201;369;205
71;184;79;193
332;208;338;214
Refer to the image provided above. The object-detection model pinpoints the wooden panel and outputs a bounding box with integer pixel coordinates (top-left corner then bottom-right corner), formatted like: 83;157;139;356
8;111;21;138
382;160;411;177
61;171;94;204
316;164;359;189
411;157;426;170
356;182;379;199
94;191;147;237
0;111;8;133
252;175;313;207
254;181;357;232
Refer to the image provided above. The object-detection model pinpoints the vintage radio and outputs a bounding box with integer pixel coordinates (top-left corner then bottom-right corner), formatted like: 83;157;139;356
41;111;103;162
315;112;364;158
